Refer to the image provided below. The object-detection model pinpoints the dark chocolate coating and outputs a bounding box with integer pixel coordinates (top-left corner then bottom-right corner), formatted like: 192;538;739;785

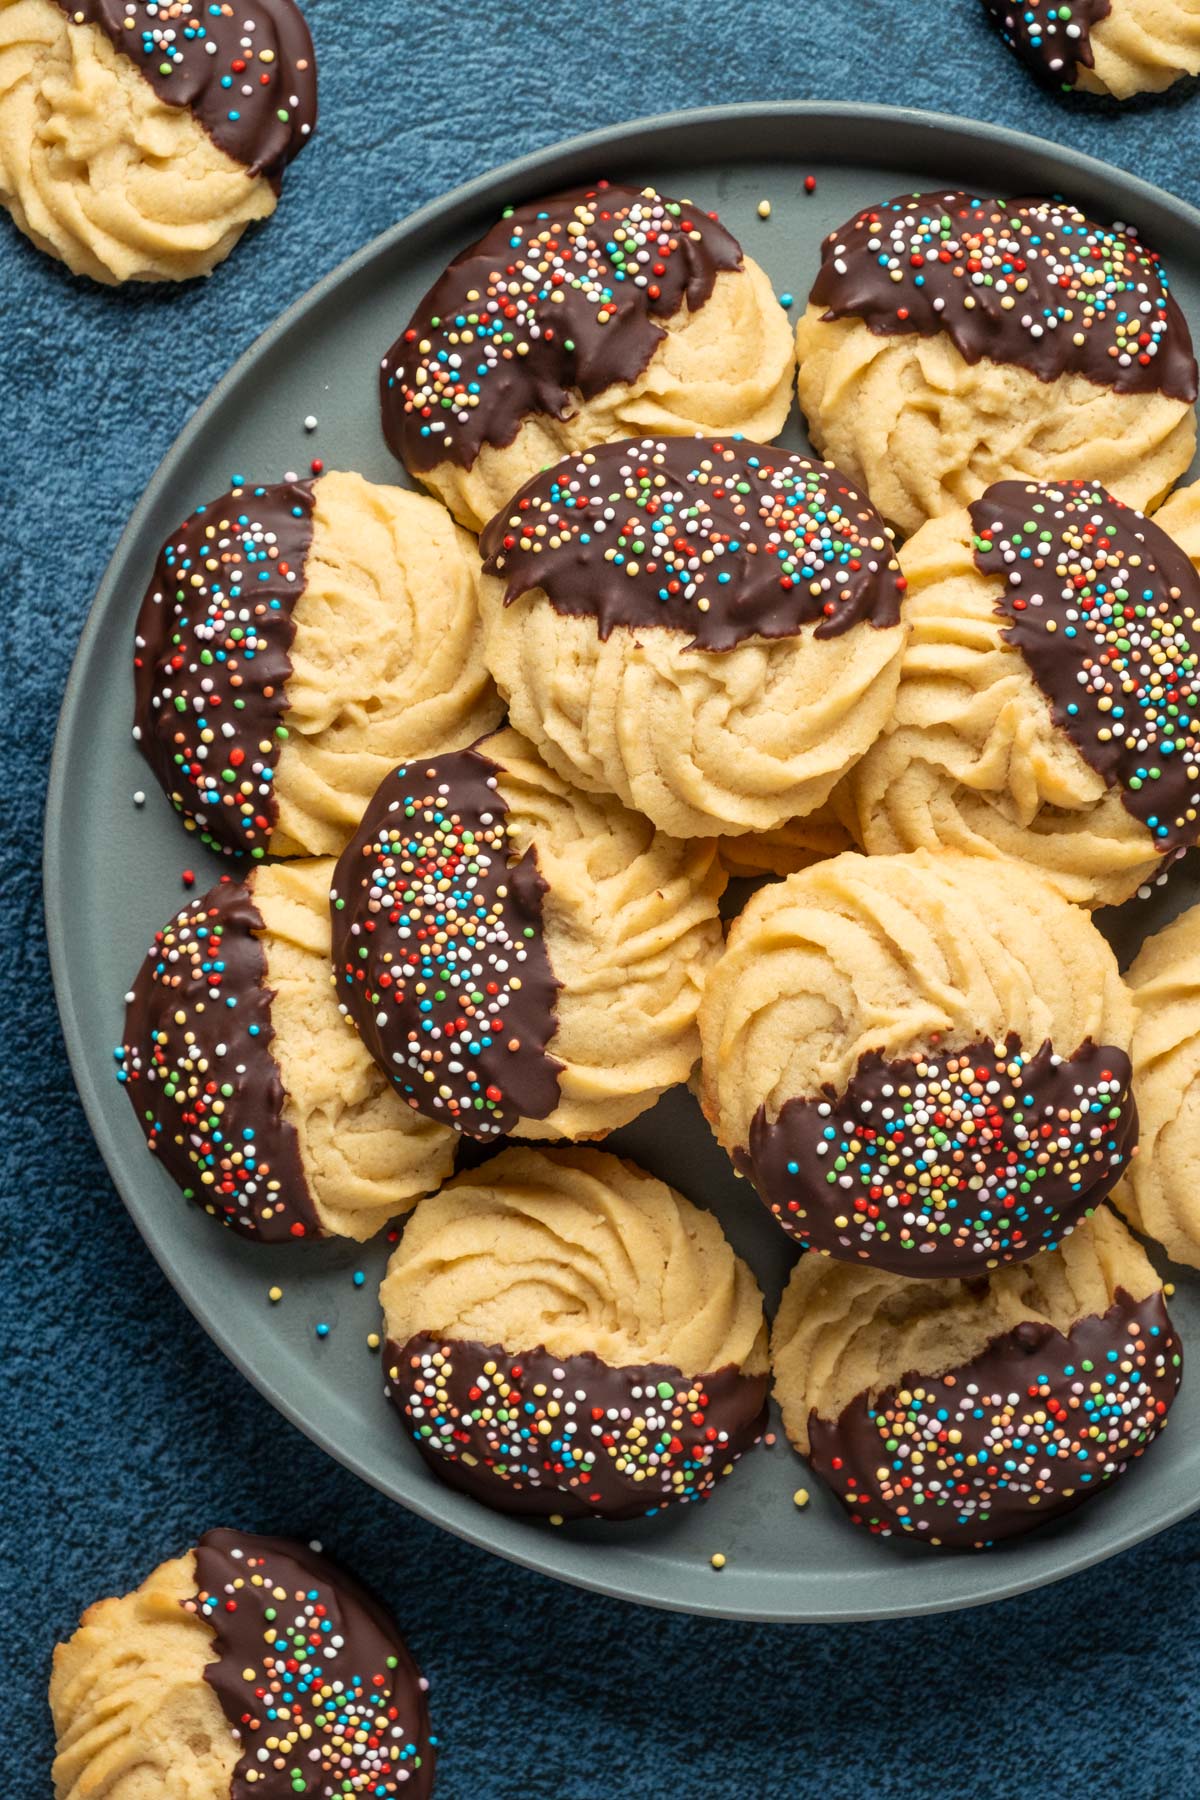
117;876;319;1242
387;1336;768;1521
807;1289;1181;1549
330;746;562;1140
809;190;1197;402
479;437;905;651
132;479;315;858
735;1037;1136;1276
191;1530;434;1797
982;0;1111;89
972;478;1200;858
53;0;316;183
381;182;744;473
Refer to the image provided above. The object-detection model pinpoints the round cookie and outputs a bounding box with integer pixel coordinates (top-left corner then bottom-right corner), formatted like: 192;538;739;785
698;848;1137;1276
795;190;1197;537
1116;903;1200;1266
984;0;1200;98
845;478;1200;908
330;727;725;1143
771;1205;1181;1549
380;1145;769;1521
380;182;795;531
133;469;503;859
0;0;315;283
118;859;456;1242
50;1530;435;1798
478;437;908;840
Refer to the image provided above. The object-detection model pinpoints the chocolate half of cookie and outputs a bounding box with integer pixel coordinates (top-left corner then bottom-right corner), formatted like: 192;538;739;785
330;745;562;1139
55;0;317;183
810;190;1197;402
386;1338;768;1521
380;182;743;474
981;0;1112;90
736;1036;1137;1276
480;436;905;651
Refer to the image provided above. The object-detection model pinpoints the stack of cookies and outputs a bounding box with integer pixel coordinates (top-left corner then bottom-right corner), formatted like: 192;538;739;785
119;177;1200;1552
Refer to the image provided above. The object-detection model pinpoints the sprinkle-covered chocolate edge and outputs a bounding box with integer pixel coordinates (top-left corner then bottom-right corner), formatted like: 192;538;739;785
132;478;315;859
117;874;319;1242
330;745;562;1139
479;436;906;651
387;1337;768;1521
381;181;744;473
982;0;1112;91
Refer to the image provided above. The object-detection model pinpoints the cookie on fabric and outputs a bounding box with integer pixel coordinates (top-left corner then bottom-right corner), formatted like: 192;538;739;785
984;0;1200;99
794;191;1197;537
698;848;1137;1276
380;183;795;531
478;438;908;840
0;0;315;283
1117;903;1200;1267
330;727;725;1143
133;470;503;859
118;859;456;1242
381;1145;769;1521
771;1205;1181;1549
844;478;1200;908
50;1530;435;1797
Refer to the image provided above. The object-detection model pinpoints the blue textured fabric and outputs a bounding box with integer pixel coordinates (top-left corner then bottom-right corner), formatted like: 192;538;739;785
9;4;1200;1795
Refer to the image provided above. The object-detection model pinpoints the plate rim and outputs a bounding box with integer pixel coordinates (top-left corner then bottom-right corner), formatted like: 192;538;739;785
44;97;1200;1623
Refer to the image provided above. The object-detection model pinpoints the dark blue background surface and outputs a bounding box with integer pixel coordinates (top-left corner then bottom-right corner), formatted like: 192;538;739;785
8;4;1200;1795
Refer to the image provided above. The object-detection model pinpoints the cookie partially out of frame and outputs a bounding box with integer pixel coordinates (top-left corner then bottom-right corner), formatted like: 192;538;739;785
381;1146;769;1521
330;727;726;1144
845;479;1200;908
478;437;908;840
118;859;456;1242
984;0;1200;100
795;190;1197;537
380;182;796;531
772;1206;1181;1549
699;848;1137;1276
133;469;503;858
50;1531;435;1798
0;0;316;282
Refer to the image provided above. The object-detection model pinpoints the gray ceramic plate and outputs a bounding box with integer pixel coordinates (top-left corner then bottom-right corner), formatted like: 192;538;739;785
46;101;1200;1621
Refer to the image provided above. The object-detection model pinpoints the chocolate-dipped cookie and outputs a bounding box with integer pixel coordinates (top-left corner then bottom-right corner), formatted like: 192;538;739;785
50;1531;435;1797
0;0;316;282
478;437;908;840
380;1146;769;1521
379;183;795;531
794;190;1197;536
118;859;455;1242
772;1206;1181;1549
133;469;502;859
330;726;725;1143
699;848;1137;1276
845;478;1200;907
984;0;1200;99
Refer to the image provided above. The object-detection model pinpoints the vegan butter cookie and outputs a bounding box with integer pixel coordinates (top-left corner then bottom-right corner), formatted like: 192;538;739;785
846;478;1200;908
984;0;1200;99
330;727;725;1143
380;183;795;530
699;848;1137;1276
133;469;502;858
118;859;456;1242
478;437;908;840
772;1206;1181;1548
381;1146;769;1521
794;190;1197;536
50;1531;434;1798
0;0;315;282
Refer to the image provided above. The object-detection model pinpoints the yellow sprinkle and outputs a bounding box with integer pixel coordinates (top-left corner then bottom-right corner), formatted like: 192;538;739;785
793;1488;810;1508
757;199;772;219
549;1513;564;1527
267;1286;283;1304
1165;1283;1176;1297
367;1332;381;1351
710;1552;727;1570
